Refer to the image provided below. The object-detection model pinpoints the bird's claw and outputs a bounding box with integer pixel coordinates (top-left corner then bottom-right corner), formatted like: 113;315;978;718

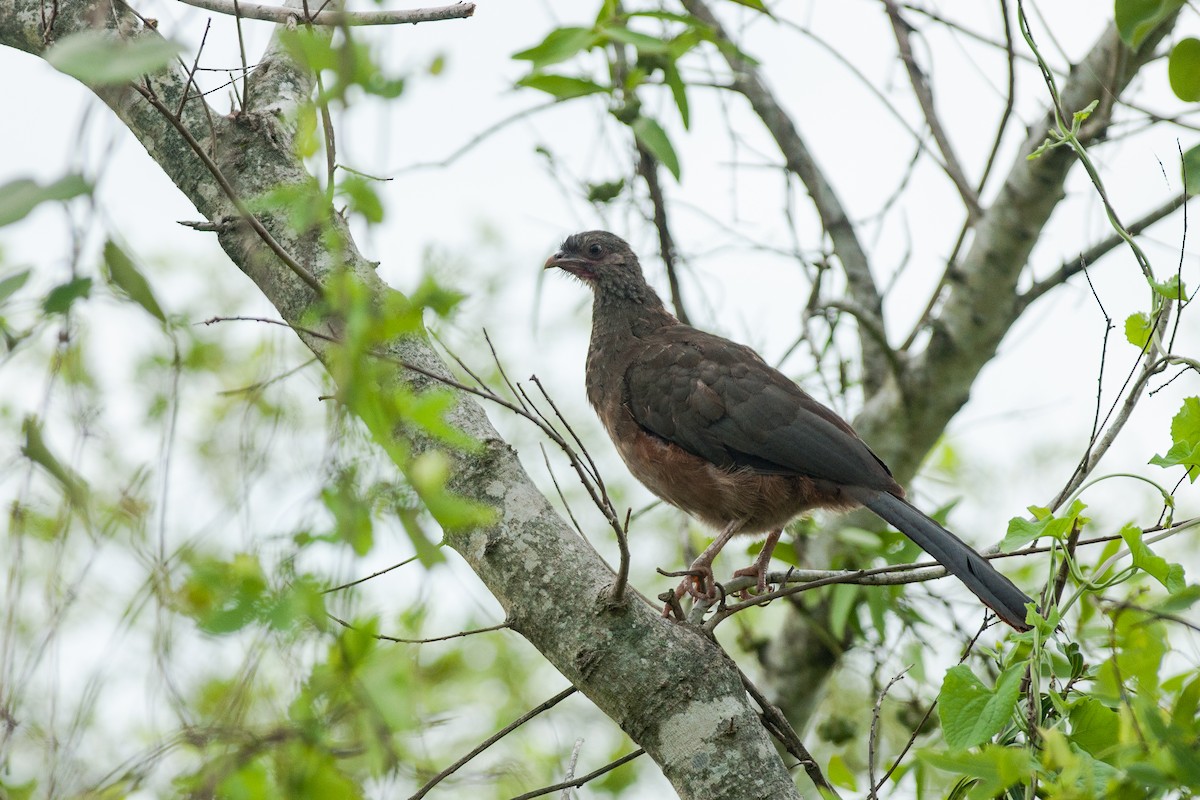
732;563;771;600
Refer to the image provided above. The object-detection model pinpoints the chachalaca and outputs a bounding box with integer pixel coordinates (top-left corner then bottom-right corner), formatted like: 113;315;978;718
545;230;1032;630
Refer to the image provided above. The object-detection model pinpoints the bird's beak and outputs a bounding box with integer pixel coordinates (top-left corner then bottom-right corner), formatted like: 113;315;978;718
544;251;573;270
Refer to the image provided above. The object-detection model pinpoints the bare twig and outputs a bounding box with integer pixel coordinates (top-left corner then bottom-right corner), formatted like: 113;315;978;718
176;0;476;26
737;667;840;797
507;749;645;800
609;508;631;604
635;144;690;325
681;0;891;394
881;0;982;221
408;686;578;800
867;666;910;798
375;622;511;644
133;84;324;293
322;554;420;593
1020;194;1190;308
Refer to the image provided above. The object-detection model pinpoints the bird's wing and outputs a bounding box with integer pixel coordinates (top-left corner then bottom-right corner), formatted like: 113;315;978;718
625;326;896;490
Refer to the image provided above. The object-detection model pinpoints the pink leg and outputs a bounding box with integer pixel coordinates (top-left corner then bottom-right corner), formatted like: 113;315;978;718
666;520;742;612
732;529;783;597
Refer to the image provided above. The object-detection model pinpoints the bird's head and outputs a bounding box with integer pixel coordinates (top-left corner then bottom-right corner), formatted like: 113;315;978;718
544;230;647;295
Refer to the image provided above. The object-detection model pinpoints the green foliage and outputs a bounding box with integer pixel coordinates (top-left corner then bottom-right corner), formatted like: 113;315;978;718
1168;38;1200;102
279;27;406;103
938;664;1024;750
46;29;183;85
103;240;166;322
0;174;90;227
1113;0;1183;50
1002;499;1089;551
1150;396;1200;482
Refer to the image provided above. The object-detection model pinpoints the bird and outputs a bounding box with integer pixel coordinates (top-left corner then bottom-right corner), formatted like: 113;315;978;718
544;230;1033;630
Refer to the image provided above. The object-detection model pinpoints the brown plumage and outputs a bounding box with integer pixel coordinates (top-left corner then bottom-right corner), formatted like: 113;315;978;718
546;230;1032;630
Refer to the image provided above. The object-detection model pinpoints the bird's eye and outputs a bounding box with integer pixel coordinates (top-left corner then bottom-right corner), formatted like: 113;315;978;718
587;243;603;257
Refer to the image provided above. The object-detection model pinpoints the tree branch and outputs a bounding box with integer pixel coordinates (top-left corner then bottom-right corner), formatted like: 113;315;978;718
175;0;476;27
680;0;892;395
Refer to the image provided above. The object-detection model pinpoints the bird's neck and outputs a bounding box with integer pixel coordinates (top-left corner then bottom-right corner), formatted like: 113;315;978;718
589;284;675;343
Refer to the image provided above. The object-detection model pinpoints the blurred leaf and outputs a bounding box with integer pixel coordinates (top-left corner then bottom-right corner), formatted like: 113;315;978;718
1183;143;1200;196
663;60;690;129
1168;38;1200;101
322;471;375;556
179;553;269;635
42;276;92;315
727;0;770;11
631;115;680;180
939;664;1023;750
600;24;671;54
920;745;1033;797
1149;397;1200;482
517;73;609;99
47;30;183;85
20;416;89;509
586;178;625;203
339;175;385;224
513;27;598;69
104;240;166;322
826;754;857;791
0;269;30;304
1113;0;1183;50
0;175;91;227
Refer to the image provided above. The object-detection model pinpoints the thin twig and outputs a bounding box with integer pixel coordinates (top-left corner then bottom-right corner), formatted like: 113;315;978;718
507;749;645;800
322;554;420;593
133;85;324;293
408;687;578;800
737;667;840;797
609;508;632;604
867;666;910;799
882;0;982;220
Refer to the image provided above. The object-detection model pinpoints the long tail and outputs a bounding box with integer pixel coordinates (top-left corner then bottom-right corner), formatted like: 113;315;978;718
847;487;1033;631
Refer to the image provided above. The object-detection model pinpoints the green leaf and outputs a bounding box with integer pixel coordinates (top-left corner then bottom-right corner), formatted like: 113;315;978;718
920;745;1033;797
516;74;609;100
1150;397;1200;482
826;754;857;791
0;175;91;227
1001;500;1087;551
586;179;625;203
631;115;681;180
47;30;183;86
513;27;598;69
1150;274;1188;301
1183;143;1200;197
938;664;1024;750
42;276;93;315
664;60;690;129
0;269;31;304
1168;38;1200;101
21;416;90;509
1114;0;1183;50
1069;697;1121;757
1121;522;1187;592
103;241;166;322
338;175;385;224
600;24;671;54
727;0;770;11
1124;311;1153;348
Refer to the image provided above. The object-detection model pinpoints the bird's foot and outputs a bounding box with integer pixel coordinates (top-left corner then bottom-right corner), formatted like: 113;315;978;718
732;563;770;599
658;566;718;618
